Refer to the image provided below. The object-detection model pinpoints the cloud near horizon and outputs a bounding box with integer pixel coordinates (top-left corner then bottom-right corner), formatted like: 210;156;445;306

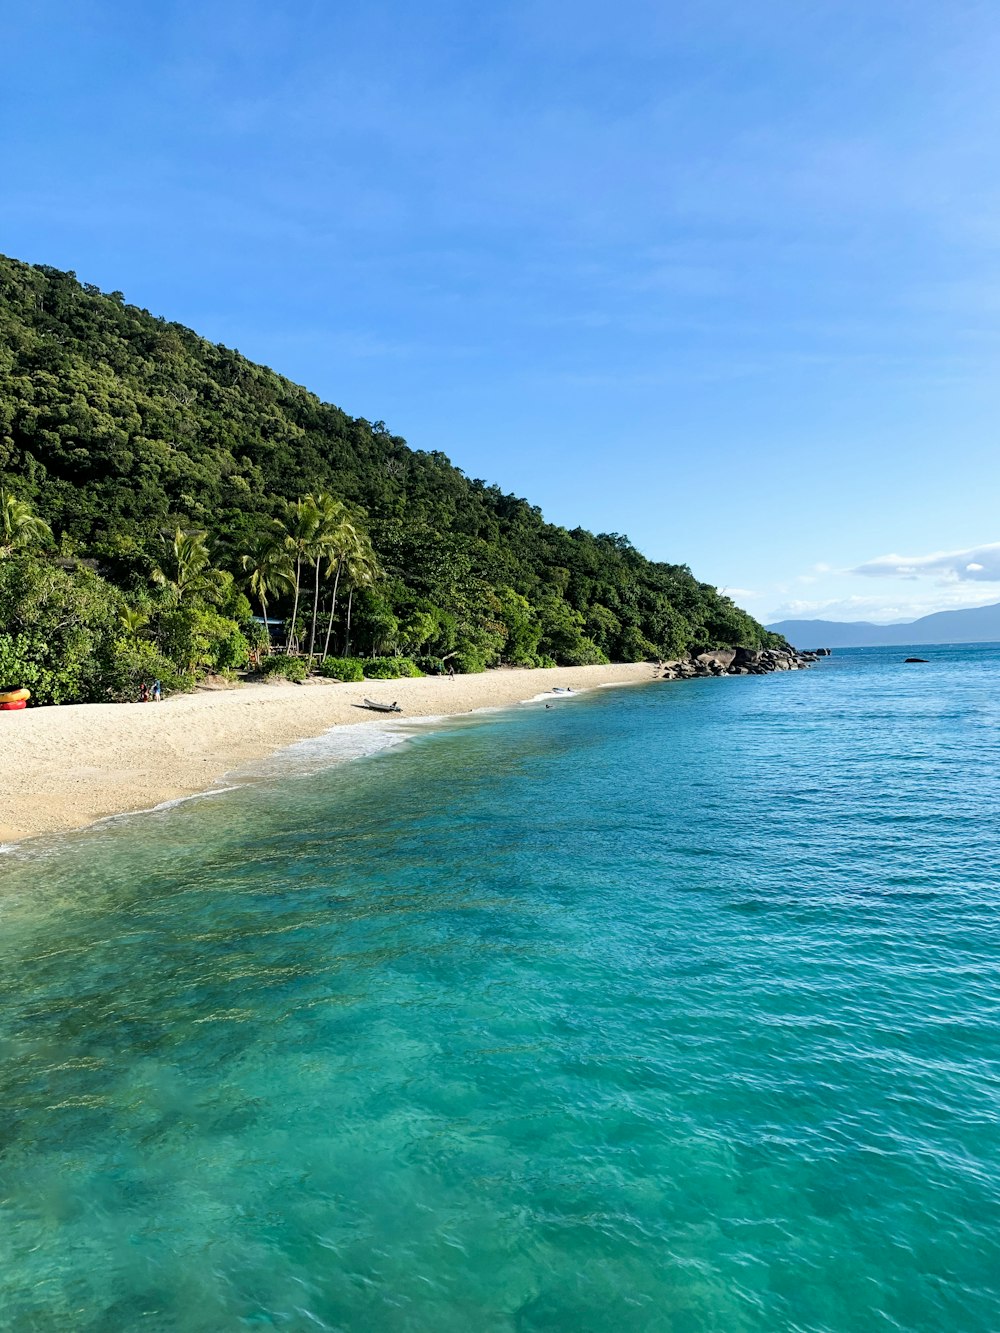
767;583;1000;625
852;541;1000;582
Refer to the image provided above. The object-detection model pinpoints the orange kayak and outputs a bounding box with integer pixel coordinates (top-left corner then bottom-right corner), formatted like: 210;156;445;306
0;688;30;704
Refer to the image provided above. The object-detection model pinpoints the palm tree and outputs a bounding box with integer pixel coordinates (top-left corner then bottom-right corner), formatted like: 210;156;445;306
0;489;52;557
317;506;373;663
319;546;347;663
282;497;322;654
119;606;150;636
303;493;352;665
153;527;226;603
313;505;365;664
340;535;381;658
240;528;294;643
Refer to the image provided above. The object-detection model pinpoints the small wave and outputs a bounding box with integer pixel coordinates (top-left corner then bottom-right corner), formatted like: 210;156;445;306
149;786;244;813
523;689;582;704
86;785;246;832
227;720;412;784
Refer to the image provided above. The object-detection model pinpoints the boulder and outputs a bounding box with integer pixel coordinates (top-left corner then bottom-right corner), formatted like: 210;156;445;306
696;649;736;669
732;646;762;668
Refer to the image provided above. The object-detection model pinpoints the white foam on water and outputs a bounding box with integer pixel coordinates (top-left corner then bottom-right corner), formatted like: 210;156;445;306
151;785;244;810
0;718;461;859
1;685;644;857
226;719;413;784
522;689;580;704
80;786;247;836
392;713;450;728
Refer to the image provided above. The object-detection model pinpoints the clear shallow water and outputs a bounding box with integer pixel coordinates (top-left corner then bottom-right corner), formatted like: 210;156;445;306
2;647;1000;1332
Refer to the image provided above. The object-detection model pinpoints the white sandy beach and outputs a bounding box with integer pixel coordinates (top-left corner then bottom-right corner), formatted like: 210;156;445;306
0;663;657;845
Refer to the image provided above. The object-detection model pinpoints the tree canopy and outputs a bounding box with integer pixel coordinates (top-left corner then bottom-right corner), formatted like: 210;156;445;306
0;252;780;690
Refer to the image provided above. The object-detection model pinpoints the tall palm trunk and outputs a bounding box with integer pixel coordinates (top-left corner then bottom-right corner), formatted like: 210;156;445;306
288;558;302;653
321;558;343;662
308;556;322;663
343;588;354;656
259;591;270;659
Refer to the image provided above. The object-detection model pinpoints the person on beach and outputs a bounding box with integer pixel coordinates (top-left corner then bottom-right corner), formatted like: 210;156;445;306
447;664;455;680
152;679;162;702
139;681;149;703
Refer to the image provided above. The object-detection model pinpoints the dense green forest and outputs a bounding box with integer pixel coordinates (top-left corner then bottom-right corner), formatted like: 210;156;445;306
0;253;780;703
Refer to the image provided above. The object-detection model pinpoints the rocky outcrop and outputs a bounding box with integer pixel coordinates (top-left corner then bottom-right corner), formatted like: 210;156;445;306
726;646;816;675
655;645;818;682
695;649;736;669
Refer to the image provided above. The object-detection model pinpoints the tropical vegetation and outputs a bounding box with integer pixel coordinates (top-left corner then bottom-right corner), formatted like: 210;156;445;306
0;254;782;704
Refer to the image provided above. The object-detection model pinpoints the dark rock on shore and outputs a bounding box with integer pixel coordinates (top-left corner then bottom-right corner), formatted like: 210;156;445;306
655;644;817;682
726;646;813;674
696;649;736;669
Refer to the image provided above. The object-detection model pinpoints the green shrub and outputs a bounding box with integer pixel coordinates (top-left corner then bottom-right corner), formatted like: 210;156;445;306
317;656;364;682
0;556;124;704
360;656;423;679
0;631;77;706
452;649;487;674
155;606;250;674
211;624;251;672
535;594;609;666
554;639;609;667
259;655;307;682
617;626;658;663
414;656;446;675
101;638;193;702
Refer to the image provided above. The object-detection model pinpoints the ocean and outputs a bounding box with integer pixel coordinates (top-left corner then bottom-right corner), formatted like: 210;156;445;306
2;645;999;1331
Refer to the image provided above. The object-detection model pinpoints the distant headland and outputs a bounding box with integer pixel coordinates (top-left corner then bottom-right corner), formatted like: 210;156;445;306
768;600;1000;649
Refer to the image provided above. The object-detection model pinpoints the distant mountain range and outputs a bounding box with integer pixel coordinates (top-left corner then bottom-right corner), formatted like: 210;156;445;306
767;600;1000;648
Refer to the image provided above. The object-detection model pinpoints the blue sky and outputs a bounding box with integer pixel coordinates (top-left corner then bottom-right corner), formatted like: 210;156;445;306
3;0;1000;623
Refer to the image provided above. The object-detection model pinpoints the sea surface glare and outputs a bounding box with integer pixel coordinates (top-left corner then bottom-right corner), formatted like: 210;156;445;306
1;646;999;1331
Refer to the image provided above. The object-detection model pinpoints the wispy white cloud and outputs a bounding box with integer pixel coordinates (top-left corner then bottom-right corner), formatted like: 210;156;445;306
852;541;1000;582
768;584;1000;624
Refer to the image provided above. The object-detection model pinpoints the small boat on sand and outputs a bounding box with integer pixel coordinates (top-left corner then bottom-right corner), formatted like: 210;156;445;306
362;698;402;713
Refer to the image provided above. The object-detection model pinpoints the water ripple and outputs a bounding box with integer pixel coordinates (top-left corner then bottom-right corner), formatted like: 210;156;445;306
1;645;999;1330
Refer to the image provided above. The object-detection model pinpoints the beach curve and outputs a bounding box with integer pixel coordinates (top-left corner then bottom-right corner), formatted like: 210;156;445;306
1;663;657;845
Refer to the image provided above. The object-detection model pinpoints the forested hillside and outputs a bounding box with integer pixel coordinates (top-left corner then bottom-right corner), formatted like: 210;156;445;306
0;254;778;701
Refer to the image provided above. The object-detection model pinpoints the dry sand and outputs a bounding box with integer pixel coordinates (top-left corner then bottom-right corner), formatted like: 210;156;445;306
0;663;657;845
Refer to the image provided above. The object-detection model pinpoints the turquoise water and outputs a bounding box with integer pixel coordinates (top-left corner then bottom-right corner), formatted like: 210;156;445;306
2;647;1000;1332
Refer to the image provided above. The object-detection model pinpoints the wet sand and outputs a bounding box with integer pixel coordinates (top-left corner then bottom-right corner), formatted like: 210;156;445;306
1;663;657;844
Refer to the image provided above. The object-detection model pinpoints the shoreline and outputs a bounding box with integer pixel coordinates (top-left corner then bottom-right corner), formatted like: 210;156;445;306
1;664;658;847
